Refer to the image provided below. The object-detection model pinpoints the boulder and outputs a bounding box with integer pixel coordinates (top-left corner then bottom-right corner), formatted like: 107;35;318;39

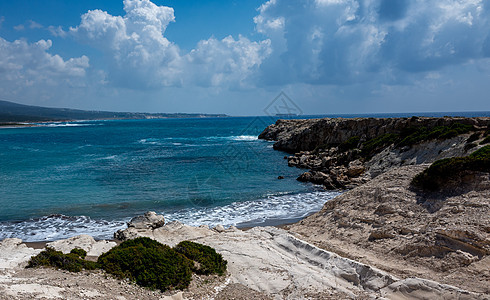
127;211;165;230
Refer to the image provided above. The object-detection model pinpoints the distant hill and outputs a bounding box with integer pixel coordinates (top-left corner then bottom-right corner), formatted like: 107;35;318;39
0;100;227;123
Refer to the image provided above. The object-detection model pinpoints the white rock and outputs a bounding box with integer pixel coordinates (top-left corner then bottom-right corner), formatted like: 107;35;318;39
0;238;42;269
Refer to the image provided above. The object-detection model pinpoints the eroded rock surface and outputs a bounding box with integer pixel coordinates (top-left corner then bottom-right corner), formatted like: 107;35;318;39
289;165;490;294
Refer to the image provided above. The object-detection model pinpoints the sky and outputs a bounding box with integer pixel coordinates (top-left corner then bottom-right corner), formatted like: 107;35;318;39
0;0;489;116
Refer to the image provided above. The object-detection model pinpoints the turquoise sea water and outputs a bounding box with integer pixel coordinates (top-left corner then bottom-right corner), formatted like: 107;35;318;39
0;117;340;241
1;112;488;242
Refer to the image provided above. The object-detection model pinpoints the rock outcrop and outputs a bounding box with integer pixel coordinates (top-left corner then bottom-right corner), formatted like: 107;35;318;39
47;235;117;257
288;165;490;294
259;117;490;189
107;212;487;299
114;211;165;240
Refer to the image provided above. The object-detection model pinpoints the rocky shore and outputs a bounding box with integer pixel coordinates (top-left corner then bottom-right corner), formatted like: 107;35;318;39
259;117;490;189
0;116;489;299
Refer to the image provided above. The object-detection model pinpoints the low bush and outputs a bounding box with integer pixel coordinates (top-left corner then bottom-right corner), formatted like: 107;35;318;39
480;135;490;145
27;237;227;292
338;136;360;152
27;247;97;272
467;132;481;143
398;123;474;147
174;241;227;276
412;145;490;191
361;133;398;157
97;237;192;291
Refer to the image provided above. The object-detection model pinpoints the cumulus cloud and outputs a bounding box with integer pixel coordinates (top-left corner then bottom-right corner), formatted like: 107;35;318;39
69;0;271;89
0;37;89;98
29;20;43;29
14;24;25;31
254;0;490;85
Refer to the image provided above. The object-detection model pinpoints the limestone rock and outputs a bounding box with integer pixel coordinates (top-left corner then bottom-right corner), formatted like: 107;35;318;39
0;238;42;269
127;211;165;229
214;224;225;233
47;234;117;257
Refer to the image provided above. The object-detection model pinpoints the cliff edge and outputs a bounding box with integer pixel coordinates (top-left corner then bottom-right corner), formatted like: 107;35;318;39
259;117;490;189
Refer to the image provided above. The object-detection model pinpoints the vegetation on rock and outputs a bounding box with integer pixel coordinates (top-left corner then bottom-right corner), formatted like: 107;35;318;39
27;247;97;272
27;237;227;292
97;237;192;291
338;136;361;152
174;241;227;275
412;145;490;191
480;135;490;145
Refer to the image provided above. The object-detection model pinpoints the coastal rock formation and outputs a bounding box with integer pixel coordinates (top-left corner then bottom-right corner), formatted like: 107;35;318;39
114;210;165;240
47;235;117;257
127;211;165;229
0;238;41;269
259;117;490;189
288;165;490;294
1;212;487;298
109;212;486;299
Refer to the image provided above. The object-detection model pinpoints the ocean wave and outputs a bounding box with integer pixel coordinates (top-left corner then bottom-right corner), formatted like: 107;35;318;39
39;123;99;128
164;190;341;228
0;215;127;242
137;135;258;146
229;135;257;141
0;190;340;242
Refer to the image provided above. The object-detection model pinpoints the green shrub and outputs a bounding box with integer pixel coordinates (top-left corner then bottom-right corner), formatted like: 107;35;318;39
412;145;490;191
97;237;192;291
361;133;398;156
70;248;87;259
480;135;490;145
27;247;97;272
174;241;227;276
397;123;474;147
338;136;360;152
467;132;481;143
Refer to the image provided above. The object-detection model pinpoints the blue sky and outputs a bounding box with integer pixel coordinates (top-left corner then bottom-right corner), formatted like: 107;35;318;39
0;0;489;115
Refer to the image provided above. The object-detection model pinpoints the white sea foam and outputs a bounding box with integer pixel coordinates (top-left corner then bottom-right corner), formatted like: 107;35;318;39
0;191;341;242
164;190;341;228
229;135;257;141
0;215;127;242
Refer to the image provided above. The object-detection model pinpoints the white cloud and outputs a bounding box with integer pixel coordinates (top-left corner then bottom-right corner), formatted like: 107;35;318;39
14;24;24;31
69;0;271;89
29;20;43;29
48;25;67;38
254;0;490;85
0;37;89;99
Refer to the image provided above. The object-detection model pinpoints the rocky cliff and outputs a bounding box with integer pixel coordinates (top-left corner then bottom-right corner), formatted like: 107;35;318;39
259;117;490;189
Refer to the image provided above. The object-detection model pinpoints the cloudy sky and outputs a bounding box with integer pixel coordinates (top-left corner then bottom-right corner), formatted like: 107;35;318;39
0;0;489;115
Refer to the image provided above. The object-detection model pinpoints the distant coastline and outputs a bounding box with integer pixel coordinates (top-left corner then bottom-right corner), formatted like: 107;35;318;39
0;99;228;125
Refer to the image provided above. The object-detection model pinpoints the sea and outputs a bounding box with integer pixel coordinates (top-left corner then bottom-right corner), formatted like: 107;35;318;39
1;112;489;242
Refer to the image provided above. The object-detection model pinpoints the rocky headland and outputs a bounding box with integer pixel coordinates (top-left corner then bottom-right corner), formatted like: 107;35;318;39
259;117;490;189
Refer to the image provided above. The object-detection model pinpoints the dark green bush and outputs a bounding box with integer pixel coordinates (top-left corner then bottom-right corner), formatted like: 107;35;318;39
412;145;490;191
480;135;490;145
97;237;192;291
70;248;87;259
27;247;97;272
467;132;481;143
174;241;227;276
338;136;360;152
361;133;398;156
397;123;474;147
